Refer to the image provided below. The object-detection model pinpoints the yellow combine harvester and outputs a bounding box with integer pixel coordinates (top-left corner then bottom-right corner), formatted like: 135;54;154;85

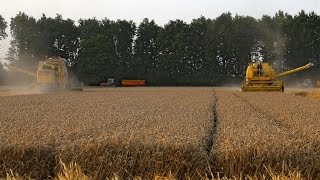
241;62;314;92
5;57;69;90
37;58;68;89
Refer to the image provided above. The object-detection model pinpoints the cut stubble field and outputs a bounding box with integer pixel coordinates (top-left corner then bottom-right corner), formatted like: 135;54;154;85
1;87;320;179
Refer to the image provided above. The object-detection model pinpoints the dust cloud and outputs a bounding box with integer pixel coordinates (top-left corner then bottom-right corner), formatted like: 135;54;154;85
259;23;287;70
0;61;44;96
0;85;44;96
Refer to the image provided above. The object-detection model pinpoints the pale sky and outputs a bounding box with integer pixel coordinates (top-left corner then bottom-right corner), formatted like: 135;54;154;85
0;0;319;60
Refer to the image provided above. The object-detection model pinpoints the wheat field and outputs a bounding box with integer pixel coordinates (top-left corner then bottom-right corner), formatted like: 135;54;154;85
213;90;320;178
1;87;320;179
0;87;214;179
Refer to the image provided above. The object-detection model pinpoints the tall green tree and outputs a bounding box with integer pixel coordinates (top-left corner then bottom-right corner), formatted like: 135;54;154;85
188;16;218;85
132;18;162;82
232;15;259;77
208;13;234;77
77;18;105;84
4;45;18;64
285;11;319;67
10;12;38;65
0;63;7;85
284;11;320;80
35;14;80;65
0;15;7;40
0;15;7;84
77;18;121;84
9;13;79;66
157;20;190;85
112;20;136;78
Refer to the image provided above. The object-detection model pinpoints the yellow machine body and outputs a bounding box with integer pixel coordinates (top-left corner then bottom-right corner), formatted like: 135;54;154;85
241;62;314;92
37;58;68;89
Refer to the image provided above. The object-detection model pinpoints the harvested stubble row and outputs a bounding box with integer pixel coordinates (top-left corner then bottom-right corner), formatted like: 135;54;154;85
0;87;214;179
213;89;320;178
305;91;320;99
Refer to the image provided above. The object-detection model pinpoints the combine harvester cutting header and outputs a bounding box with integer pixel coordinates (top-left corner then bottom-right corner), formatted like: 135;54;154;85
241;62;314;92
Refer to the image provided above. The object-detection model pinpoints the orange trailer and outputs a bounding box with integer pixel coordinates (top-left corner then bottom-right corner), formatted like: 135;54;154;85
121;79;145;87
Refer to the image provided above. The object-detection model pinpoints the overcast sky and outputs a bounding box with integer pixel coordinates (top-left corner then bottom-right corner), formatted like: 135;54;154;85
0;0;319;60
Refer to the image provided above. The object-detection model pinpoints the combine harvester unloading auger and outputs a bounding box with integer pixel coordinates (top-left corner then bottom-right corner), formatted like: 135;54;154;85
241;62;314;92
5;57;82;92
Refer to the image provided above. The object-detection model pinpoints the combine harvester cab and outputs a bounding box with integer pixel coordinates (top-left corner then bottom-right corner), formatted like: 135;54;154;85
241;62;314;92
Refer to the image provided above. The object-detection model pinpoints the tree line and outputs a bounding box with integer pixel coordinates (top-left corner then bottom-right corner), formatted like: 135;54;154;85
0;11;320;86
